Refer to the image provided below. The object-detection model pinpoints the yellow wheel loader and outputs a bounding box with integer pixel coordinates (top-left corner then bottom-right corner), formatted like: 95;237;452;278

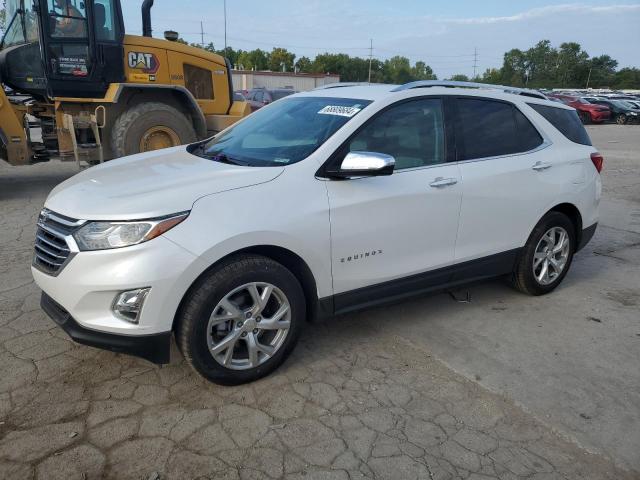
0;0;250;166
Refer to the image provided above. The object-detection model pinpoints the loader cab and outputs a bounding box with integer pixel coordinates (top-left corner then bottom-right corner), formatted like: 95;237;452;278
0;0;125;99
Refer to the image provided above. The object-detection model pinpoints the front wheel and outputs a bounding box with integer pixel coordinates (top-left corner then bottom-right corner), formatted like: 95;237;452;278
176;255;305;385
509;212;575;296
110;102;197;158
616;113;627;125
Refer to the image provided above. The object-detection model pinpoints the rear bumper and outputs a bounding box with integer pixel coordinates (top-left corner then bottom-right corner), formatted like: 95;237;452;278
41;292;171;364
577;223;598;252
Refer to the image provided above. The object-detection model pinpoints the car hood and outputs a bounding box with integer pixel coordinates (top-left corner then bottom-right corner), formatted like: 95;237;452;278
45;146;284;220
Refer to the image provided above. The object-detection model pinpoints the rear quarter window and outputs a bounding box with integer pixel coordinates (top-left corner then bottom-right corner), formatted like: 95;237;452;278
527;103;592;146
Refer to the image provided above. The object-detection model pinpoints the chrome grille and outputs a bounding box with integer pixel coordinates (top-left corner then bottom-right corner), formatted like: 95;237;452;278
33;209;84;276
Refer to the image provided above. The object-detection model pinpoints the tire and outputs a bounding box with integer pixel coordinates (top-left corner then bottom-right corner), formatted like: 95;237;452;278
175;255;305;385
579;111;591;124
615;113;627;125
110;102;197;158
509;212;576;296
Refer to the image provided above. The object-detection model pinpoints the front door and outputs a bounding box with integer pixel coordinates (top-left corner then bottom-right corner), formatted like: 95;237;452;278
325;98;462;310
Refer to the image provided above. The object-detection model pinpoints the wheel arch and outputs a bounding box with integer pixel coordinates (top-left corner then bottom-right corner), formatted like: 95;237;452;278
545;202;583;247
172;245;325;333
109;84;207;138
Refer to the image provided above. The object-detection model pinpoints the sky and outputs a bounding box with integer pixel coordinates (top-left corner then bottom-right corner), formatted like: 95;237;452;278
122;1;640;78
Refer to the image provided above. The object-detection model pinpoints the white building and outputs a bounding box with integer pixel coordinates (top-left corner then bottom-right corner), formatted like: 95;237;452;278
232;70;340;92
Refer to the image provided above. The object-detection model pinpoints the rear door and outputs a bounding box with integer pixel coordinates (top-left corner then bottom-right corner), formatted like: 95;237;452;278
452;97;552;265
325;97;462;306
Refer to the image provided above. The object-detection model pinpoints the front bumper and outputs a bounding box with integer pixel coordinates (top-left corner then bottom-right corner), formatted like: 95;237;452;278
41;292;171;364
32;235;199;336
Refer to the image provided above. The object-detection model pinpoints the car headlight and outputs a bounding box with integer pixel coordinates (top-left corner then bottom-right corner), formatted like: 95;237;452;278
73;212;189;251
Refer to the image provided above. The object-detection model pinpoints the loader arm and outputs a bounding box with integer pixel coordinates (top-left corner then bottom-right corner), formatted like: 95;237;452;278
0;88;29;165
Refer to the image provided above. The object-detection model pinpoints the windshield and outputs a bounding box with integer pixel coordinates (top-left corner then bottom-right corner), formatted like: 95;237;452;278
195;96;371;166
2;0;39;48
618;100;638;109
611;100;633;109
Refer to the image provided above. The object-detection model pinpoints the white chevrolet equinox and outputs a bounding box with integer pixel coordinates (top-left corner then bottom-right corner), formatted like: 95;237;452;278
33;81;602;385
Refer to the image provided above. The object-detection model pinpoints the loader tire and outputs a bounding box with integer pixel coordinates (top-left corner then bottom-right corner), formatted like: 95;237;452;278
110;102;197;158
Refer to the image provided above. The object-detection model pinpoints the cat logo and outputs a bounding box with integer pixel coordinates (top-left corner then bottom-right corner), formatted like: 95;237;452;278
127;51;160;74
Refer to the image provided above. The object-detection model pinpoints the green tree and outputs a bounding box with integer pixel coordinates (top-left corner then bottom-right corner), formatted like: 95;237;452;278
295;56;312;73
586;55;618;88
481;68;502;84
412;61;437;80
383;56;412;83
237;49;269;70
269;47;295;72
449;74;469;81
612;68;640;89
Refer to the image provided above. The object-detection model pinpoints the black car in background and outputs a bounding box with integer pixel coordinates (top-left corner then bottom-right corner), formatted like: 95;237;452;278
245;88;296;111
584;97;640;124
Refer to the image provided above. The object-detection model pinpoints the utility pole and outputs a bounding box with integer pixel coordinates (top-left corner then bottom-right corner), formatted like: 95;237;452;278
200;21;205;48
368;39;373;84
473;47;478;80
586;64;593;89
223;0;227;52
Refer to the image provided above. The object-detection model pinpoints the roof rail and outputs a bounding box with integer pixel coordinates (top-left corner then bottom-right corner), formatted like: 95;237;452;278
390;80;547;100
313;82;372;90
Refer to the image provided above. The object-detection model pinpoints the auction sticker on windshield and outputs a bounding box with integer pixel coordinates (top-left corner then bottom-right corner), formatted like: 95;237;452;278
318;105;362;117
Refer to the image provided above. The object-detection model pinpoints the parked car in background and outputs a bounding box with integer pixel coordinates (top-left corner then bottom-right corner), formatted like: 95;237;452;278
233;91;246;102
548;94;610;124
245;88;296;111
584;97;639;124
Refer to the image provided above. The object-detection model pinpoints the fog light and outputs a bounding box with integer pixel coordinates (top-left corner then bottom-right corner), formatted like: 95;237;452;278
112;288;150;324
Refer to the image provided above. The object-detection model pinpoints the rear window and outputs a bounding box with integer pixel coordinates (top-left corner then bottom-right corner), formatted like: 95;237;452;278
527;103;592;146
454;98;543;160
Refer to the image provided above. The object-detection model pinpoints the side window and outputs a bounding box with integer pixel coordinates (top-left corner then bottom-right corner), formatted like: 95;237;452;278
48;0;87;38
346;98;445;170
527;103;592;146
455;98;520;160
93;0;117;41
254;91;264;103
184;64;214;100
514;108;544;151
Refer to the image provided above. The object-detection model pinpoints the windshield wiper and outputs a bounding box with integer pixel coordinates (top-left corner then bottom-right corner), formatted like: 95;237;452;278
203;152;247;166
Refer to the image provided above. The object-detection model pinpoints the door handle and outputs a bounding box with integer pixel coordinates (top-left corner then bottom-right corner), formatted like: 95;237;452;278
429;177;458;188
532;161;552;171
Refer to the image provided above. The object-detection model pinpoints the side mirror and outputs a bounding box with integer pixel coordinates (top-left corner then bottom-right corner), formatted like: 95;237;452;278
327;151;395;178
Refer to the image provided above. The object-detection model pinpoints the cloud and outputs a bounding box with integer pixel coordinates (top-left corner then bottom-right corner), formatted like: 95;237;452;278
448;3;640;25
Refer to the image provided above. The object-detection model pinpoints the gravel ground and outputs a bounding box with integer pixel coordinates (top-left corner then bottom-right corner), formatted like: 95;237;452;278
0;125;638;479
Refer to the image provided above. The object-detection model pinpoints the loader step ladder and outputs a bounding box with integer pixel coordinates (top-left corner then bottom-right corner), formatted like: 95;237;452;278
61;110;105;170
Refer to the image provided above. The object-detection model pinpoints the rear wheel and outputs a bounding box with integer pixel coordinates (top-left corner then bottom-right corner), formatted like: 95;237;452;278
509;212;575;296
110;102;196;158
616;113;627;125
176;255;305;385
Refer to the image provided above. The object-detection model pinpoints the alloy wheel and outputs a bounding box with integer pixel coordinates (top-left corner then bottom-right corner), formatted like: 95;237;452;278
533;226;570;286
206;282;291;370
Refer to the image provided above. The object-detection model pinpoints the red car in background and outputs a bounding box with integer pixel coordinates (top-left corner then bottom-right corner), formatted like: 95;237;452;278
548;94;611;124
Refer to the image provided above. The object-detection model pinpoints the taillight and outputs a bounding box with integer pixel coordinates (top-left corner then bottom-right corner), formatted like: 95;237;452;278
590;152;604;173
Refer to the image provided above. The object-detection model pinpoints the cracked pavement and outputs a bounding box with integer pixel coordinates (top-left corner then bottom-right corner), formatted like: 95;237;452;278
1;126;639;479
